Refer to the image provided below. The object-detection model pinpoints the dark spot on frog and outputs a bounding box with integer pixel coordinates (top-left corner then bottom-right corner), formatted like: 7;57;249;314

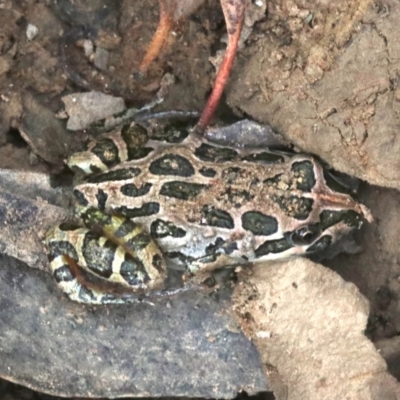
47;240;79;262
153;121;191;143
194;143;238;163
86;167;142;183
254;238;293;258
150;219;187;238
224;242;238;255
319;209;362;230
121;123;148;141
106;220;153;252
121;124;154;160
221;167;245;184
82;232;115;278
91;138;120;168
113;202;160;218
78;286;97;302
120;254;149;286
201;206;234;229
58;222;81;231
205;237;225;255
272;195;314;220
165;251;194;264
73;189;89;206
242;151;284;164
159;181;207;200
89;165;102;174
114;219;140;238
80;208;115;232
202;276;217;288
199;167;217;177
242;211;278;236
53;265;74;282
291;160;316;192
149;154;194;177
224;187;254;208
125;232;152;251
126;146;154;161
120;182;152;197
95;189;108;210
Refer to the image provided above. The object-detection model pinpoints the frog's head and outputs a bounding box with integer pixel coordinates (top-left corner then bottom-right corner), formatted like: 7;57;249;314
253;155;372;261
284;203;371;258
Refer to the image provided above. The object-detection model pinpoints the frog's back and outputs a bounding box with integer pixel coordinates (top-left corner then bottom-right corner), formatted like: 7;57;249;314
74;134;366;264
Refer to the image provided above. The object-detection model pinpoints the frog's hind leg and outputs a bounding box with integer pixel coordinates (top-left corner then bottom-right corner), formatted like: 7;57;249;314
46;231;193;305
44;225;156;304
48;250;134;305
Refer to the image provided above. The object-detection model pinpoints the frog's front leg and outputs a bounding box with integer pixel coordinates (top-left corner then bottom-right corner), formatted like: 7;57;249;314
44;208;167;304
183;250;246;289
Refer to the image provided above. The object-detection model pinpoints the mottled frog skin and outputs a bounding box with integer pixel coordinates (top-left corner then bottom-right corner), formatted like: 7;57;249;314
44;123;371;304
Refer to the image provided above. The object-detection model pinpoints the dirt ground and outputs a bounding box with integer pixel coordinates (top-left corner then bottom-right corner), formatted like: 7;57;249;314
1;0;400;399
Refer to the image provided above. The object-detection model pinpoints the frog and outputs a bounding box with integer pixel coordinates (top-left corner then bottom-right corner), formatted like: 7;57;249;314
44;121;372;304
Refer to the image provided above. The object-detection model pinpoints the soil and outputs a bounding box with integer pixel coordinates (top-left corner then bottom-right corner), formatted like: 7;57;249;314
1;0;400;399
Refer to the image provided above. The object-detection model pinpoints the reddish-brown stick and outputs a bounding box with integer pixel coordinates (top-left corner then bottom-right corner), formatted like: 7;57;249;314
138;0;204;74
196;0;246;131
137;0;247;130
139;0;174;74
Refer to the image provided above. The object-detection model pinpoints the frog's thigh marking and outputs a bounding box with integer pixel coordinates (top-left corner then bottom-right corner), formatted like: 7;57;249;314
80;208;167;286
47;237;128;304
45;208;168;303
80;231;151;287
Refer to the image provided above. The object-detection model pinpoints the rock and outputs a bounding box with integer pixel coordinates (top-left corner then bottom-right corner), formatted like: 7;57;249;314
233;258;400;400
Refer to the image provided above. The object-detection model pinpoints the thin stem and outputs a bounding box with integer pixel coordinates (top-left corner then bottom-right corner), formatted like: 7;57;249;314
139;0;174;74
197;0;246;131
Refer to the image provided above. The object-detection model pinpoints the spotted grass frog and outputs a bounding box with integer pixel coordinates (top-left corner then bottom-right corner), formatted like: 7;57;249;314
44;122;371;304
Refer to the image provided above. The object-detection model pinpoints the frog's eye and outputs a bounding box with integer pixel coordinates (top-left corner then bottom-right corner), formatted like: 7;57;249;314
288;225;321;246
